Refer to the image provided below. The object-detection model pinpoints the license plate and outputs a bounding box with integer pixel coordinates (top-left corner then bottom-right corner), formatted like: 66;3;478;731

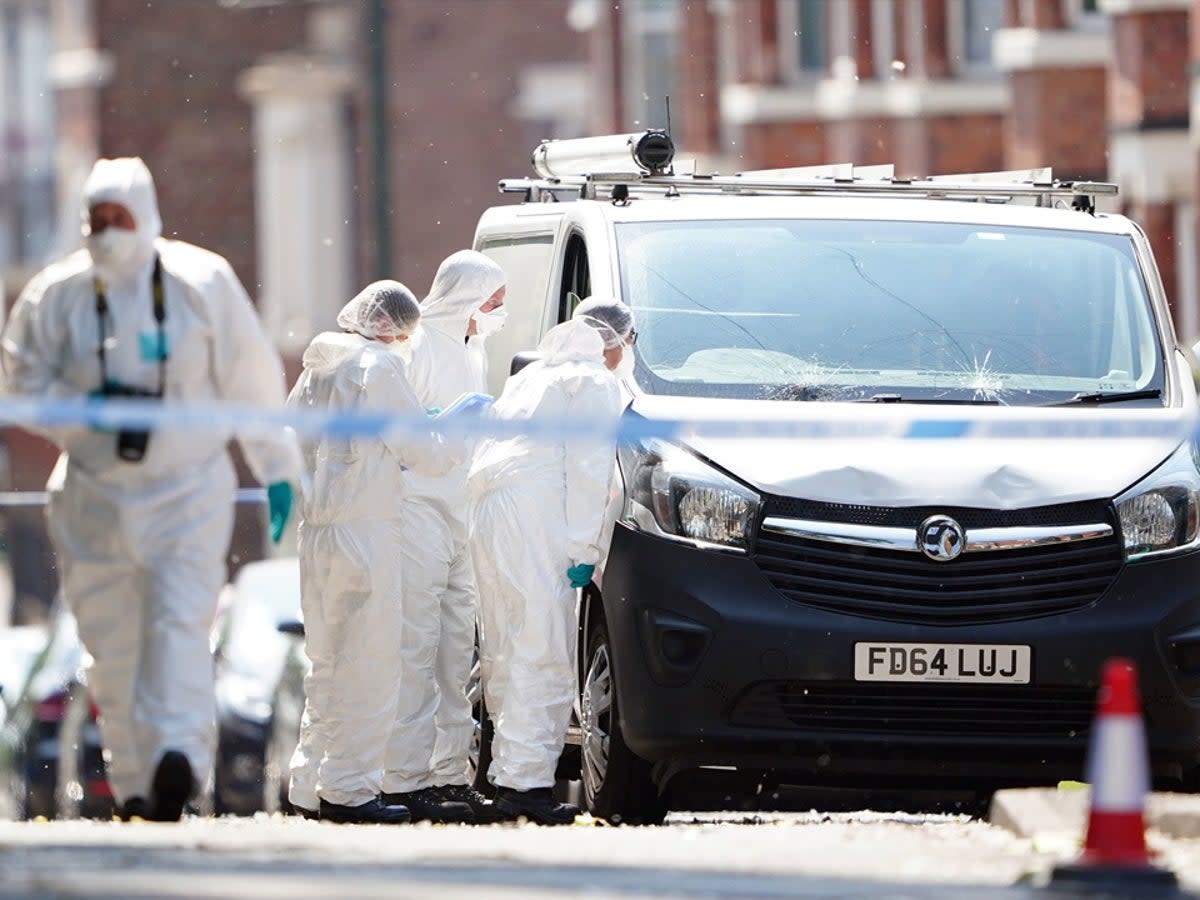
853;642;1031;684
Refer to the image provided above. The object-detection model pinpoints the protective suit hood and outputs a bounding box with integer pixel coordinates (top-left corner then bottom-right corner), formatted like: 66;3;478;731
301;331;373;375
420;250;505;336
81;158;161;278
538;319;606;366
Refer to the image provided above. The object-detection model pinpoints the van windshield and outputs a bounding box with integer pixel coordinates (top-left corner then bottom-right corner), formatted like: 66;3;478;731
616;219;1164;405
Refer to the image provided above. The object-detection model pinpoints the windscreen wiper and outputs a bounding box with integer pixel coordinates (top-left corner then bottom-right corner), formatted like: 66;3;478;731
1046;388;1163;406
857;393;1000;405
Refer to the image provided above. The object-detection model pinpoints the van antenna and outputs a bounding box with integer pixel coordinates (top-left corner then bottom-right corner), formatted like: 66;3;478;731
665;96;672;139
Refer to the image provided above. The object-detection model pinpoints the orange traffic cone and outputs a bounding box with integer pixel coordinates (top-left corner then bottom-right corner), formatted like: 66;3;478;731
1050;658;1179;892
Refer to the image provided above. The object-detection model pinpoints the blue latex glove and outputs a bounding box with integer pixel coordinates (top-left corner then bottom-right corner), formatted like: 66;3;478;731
567;563;595;589
267;481;293;544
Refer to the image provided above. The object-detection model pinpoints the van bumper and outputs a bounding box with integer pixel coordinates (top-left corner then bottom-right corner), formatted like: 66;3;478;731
601;524;1200;788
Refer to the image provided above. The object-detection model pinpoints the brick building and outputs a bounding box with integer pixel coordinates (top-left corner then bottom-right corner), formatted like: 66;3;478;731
578;0;1196;337
0;0;583;622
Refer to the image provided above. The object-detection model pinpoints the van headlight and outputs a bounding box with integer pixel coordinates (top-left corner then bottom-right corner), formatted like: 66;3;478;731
1115;442;1200;560
618;438;761;552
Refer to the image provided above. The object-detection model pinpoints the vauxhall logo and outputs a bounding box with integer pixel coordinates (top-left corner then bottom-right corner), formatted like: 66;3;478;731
919;515;965;561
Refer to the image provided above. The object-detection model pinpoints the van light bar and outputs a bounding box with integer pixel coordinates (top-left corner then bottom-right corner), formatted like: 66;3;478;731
531;131;675;179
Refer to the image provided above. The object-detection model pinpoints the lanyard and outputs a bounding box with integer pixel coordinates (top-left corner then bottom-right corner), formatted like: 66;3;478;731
94;255;167;397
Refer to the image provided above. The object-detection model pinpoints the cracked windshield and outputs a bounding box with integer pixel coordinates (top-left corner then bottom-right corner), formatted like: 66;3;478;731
619;219;1163;405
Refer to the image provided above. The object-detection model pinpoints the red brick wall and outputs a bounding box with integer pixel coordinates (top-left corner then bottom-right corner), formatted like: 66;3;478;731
925;113;1006;176
367;0;584;293
1006;67;1108;180
733;0;781;85
587;0;624;133
93;0;309;292
678;0;721;156
1022;0;1066;29
893;113;1004;179
1110;10;1189;129
1131;200;1179;320
914;0;950;79
828;118;897;167
740;121;828;168
852;0;876;79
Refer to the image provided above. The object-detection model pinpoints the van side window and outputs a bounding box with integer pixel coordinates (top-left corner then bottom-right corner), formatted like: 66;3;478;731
477;233;555;395
559;232;591;323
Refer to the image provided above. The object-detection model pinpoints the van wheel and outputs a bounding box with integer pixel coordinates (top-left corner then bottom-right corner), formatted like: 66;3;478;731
580;618;667;825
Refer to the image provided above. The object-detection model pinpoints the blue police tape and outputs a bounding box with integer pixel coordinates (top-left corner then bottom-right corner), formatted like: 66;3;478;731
0;488;269;508
0;395;1190;444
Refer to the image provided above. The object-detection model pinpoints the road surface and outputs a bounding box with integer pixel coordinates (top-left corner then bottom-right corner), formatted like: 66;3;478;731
2;810;1197;899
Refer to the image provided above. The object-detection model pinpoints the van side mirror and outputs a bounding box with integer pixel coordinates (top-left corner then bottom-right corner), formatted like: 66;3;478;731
510;351;542;376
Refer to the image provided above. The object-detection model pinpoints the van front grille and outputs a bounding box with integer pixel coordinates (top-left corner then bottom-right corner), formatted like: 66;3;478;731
730;680;1095;739
753;505;1124;625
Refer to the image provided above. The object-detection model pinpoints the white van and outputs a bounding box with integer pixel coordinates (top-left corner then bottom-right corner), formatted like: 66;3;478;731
473;132;1200;824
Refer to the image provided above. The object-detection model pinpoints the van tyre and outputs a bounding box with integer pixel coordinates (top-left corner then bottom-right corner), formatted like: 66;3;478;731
470;687;497;799
580;619;668;825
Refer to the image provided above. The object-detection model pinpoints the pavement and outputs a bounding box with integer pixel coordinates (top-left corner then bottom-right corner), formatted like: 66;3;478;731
990;786;1200;842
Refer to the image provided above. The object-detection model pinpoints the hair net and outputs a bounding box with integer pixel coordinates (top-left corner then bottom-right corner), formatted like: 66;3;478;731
537;318;607;364
81;157;162;244
572;296;634;348
421;250;506;327
337;280;421;339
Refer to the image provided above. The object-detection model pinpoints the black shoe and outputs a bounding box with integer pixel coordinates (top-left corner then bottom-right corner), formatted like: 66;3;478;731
118;796;148;821
148;751;194;822
435;783;505;824
493;787;580;826
292;805;319;821
319;796;411;824
379;787;473;823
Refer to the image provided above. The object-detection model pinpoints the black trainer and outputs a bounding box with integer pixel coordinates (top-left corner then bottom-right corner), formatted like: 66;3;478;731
379;787;473;823
118;796;148;821
319;796;411;824
493;787;580;826
292;805;319;821
435;783;506;824
148;751;194;822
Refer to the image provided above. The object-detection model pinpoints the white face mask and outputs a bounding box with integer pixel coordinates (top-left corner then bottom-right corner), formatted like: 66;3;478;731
472;304;507;337
87;229;143;276
615;346;636;380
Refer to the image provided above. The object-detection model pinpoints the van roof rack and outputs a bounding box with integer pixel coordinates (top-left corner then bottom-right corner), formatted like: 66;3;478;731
501;133;1116;211
500;164;1117;211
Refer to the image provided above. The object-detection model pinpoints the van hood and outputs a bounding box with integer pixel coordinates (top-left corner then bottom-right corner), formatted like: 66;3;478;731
627;396;1191;507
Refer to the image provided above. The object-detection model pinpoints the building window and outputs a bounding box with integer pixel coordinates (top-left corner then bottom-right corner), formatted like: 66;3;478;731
947;0;1004;75
779;0;828;81
1065;0;1107;30
870;0;898;79
0;0;56;270
623;0;678;131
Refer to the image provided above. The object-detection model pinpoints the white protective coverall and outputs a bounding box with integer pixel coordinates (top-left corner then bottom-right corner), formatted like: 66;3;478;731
382;250;505;794
468;318;622;791
287;293;457;808
0;158;301;804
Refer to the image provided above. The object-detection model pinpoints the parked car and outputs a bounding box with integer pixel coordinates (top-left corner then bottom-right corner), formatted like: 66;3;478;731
211;557;301;816
0;608;110;820
471;132;1200;823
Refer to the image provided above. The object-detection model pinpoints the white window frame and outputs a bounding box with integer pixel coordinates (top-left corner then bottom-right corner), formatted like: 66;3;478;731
0;0;57;270
870;0;899;80
945;0;1005;78
622;0;678;130
1064;0;1109;31
777;0;831;83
